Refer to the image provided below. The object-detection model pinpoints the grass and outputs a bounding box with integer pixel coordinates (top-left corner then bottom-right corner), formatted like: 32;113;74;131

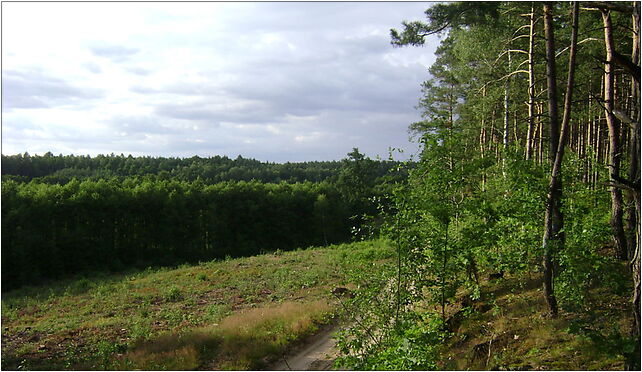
1;239;394;370
120;300;332;370
439;269;633;371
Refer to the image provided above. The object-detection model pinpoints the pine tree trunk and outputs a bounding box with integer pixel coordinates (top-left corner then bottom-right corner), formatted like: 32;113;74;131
504;52;511;150
541;1;579;318
526;4;537;161
537;102;544;165
541;2;561;316
626;2;641;369
626;2;640;263
602;9;629;261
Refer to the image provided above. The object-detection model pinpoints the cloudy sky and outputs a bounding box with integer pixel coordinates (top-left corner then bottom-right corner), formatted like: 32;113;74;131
2;1;438;162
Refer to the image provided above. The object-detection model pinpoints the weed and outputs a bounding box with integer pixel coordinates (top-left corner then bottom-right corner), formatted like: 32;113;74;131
206;304;230;322
94;340;127;369
65;278;93;295
164;287;183;302
130;322;152;342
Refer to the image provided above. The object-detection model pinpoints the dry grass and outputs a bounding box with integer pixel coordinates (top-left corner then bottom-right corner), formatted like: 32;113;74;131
120;300;332;370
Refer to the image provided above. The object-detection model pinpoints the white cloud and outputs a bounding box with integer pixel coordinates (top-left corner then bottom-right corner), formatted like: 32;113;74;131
2;2;438;162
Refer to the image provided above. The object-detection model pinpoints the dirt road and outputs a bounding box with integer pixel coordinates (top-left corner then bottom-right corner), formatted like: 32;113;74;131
268;324;342;371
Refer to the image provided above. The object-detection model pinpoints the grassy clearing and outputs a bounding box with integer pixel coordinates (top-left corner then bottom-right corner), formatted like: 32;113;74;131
1;239;394;370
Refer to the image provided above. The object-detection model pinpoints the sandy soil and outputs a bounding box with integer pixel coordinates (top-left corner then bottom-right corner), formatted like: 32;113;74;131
268;324;342;371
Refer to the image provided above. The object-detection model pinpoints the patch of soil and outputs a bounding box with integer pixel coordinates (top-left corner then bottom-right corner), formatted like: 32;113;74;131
266;322;341;371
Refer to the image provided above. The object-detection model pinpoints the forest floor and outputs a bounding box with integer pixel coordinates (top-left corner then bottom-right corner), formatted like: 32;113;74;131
436;265;634;370
1;240;393;370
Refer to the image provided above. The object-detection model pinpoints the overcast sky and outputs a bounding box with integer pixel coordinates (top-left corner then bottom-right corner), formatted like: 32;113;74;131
2;2;438;162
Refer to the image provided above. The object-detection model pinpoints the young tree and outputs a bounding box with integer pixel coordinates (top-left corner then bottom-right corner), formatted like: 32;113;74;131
540;1;580;317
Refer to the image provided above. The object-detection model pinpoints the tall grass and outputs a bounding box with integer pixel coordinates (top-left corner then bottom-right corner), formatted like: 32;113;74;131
120;300;332;370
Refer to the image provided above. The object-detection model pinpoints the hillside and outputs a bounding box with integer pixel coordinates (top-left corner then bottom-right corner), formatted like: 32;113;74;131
1;239;634;370
1;240;394;370
334;260;634;370
439;269;632;370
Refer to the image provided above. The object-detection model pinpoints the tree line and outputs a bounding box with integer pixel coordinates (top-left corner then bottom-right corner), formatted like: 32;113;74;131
1;152;401;185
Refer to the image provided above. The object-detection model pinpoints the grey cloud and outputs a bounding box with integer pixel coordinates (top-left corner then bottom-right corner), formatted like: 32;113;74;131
129;85;159;94
129;82;220;96
2;1;432;162
2;95;50;109
220;56;422;118
154;101;278;124
107;115;173;135
2;69;104;110
125;66;152;76
83;62;102;74
89;43;140;62
155;104;221;122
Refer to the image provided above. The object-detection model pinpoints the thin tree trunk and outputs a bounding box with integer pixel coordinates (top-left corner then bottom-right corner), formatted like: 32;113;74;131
602;9;629;260
626;2;641;370
504;52;511;150
595;116;603;185
441;221;449;323
541;1;579;317
526;4;537;161
626;1;640;262
585;104;593;184
480;87;487;191
536;104;544;165
541;2;562;316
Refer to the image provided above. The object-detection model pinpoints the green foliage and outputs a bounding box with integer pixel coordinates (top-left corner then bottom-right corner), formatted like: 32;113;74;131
338;315;446;370
355;0;640;369
1;148;408;290
1;152;402;185
1;179;360;290
164;287;183;303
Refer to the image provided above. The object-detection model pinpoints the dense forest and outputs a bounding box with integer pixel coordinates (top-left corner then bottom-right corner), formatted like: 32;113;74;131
1;152;401;184
1;149;403;290
335;1;641;370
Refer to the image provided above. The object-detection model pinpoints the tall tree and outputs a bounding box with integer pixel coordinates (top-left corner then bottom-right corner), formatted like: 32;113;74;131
540;2;563;316
601;8;629;261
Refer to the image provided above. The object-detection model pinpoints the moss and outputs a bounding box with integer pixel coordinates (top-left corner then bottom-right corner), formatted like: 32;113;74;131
441;275;630;370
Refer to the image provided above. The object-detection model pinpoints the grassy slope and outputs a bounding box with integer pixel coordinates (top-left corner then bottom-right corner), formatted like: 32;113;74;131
438;267;633;371
1;240;395;370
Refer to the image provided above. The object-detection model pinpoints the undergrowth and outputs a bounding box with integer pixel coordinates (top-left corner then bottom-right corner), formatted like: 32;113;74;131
336;268;633;370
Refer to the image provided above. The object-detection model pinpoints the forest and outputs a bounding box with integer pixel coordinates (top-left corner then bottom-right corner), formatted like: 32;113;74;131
1;149;403;290
1;1;641;370
332;1;639;370
0;151;402;184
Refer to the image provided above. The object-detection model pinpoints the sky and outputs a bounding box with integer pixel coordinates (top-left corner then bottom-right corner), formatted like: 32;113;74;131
2;1;439;162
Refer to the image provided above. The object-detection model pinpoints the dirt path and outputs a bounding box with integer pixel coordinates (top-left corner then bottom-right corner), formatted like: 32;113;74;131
268;323;342;371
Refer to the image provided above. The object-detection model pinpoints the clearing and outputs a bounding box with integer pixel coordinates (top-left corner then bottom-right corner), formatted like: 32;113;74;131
1;240;394;370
